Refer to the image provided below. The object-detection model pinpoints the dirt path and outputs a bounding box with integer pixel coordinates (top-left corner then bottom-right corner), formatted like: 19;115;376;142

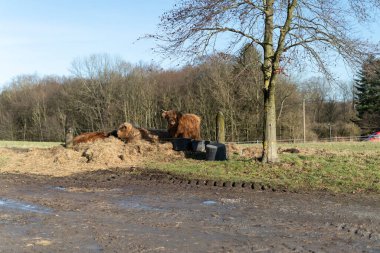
0;170;379;252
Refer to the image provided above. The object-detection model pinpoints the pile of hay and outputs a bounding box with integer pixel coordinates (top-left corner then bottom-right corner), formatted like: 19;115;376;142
0;137;183;177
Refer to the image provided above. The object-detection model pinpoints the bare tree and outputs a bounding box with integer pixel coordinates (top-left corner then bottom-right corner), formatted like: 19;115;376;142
69;54;131;131
149;0;379;162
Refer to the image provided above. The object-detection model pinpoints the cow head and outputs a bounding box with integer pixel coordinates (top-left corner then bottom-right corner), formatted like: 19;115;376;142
117;122;134;140
161;110;180;127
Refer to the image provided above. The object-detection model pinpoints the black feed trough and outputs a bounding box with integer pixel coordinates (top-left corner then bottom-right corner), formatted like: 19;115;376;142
171;138;192;151
205;143;227;161
191;140;207;152
172;138;226;161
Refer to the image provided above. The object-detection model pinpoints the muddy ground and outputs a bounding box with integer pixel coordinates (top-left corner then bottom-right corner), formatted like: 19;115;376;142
0;169;379;253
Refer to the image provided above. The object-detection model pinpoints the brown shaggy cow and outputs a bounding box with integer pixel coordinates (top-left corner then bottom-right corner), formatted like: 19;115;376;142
117;122;158;143
161;110;201;140
73;131;108;145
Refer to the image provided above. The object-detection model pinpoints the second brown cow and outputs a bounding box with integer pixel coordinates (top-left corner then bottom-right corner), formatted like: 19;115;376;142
161;110;201;140
117;122;158;143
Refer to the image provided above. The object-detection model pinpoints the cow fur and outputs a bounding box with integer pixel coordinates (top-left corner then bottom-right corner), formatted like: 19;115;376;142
161;110;201;140
73;131;108;145
117;122;158;143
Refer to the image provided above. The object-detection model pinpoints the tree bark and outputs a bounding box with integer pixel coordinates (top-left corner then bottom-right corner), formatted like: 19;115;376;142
262;79;279;163
216;111;225;143
261;0;279;163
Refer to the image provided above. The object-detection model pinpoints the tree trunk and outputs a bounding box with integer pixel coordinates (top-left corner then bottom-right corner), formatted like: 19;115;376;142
262;80;279;163
216;111;225;143
261;0;279;163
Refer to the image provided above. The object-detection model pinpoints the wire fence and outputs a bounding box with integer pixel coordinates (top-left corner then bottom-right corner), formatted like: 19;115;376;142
225;135;374;145
3;120;378;143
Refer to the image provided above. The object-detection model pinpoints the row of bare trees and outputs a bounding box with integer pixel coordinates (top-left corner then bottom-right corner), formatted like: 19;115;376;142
0;53;359;142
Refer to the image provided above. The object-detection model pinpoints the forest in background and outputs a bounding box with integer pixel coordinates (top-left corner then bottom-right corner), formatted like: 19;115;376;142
0;46;364;143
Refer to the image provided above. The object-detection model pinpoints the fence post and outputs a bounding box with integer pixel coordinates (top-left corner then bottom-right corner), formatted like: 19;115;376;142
303;99;306;143
216;111;225;143
65;127;74;148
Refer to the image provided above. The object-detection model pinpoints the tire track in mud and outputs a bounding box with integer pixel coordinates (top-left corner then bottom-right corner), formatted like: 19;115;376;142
23;166;288;193
124;167;288;193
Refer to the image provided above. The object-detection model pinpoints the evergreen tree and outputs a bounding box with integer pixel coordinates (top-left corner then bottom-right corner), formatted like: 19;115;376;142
354;56;380;132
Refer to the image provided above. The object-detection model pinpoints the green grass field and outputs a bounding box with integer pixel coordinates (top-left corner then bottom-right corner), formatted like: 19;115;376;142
145;141;380;193
0;140;61;149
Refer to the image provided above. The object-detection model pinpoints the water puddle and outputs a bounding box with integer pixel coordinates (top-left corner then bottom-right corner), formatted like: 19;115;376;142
51;186;66;191
83;244;104;253
202;200;218;206
0;198;51;214
220;198;242;204
118;196;231;212
119;197;163;211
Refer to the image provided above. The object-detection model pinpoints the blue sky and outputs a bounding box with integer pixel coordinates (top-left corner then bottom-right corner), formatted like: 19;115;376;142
0;1;380;87
0;0;176;86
